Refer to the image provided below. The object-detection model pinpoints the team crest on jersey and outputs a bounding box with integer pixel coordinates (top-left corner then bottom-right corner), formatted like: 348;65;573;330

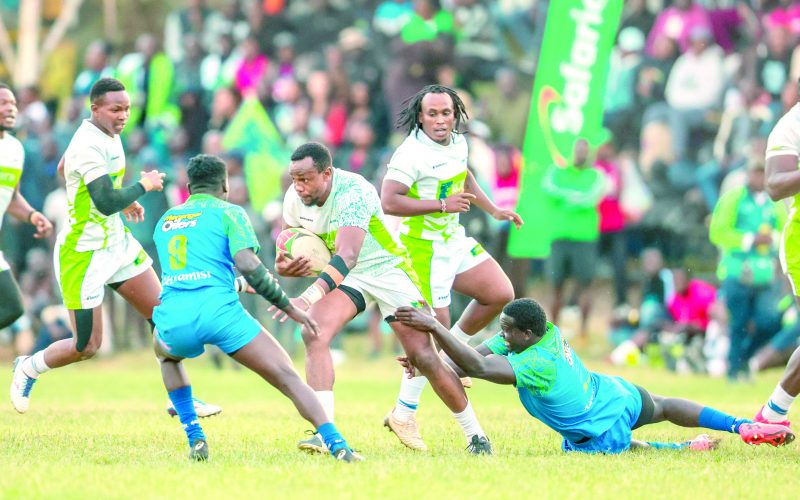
162;212;202;231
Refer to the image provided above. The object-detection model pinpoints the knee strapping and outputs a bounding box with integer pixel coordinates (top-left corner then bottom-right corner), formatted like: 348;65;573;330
74;309;94;352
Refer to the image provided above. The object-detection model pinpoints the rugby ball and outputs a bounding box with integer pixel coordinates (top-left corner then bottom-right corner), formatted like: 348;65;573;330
276;227;331;274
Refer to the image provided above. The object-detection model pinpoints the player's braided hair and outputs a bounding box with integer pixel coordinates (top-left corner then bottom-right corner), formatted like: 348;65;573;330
395;85;469;136
503;298;547;336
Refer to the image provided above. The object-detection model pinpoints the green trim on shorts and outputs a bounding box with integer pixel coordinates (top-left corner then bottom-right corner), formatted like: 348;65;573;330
783;220;800;290
59;245;94;309
399;233;434;305
367;216;423;292
405;182;425;238
65;177;92;251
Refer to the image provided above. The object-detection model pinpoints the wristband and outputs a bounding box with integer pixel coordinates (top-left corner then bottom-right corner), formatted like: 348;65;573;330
440;198;447;213
300;283;325;307
234;276;248;292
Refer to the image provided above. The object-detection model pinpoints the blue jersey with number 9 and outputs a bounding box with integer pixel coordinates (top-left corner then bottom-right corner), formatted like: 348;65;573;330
153;193;260;302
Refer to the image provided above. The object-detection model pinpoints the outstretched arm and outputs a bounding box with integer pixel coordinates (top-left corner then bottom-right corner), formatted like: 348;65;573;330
6;187;53;238
234;247;319;336
395;306;516;385
86;170;164;216
464;170;523;229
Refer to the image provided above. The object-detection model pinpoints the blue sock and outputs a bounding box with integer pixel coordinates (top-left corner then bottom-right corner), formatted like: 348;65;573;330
646;441;685;450
168;386;206;445
698;407;750;434
317;422;347;454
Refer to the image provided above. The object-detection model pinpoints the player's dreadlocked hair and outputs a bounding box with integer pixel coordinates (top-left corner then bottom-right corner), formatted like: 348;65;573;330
503;298;547;336
395;85;469;136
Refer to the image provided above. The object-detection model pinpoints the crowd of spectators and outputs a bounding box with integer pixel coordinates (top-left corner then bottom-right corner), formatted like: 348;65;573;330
3;0;800;378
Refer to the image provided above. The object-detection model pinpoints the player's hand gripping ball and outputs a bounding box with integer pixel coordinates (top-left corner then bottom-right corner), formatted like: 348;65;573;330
275;228;331;274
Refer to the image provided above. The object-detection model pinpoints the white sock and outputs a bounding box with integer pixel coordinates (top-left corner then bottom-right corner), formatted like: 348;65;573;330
22;351;50;379
394;375;428;421
451;324;472;344
453;401;485;442
762;384;796;422
315;391;334;422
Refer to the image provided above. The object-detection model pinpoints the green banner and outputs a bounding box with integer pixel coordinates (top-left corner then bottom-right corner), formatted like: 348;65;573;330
508;0;623;258
223;97;290;211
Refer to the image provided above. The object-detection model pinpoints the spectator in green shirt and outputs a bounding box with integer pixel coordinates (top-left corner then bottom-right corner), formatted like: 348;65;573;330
542;138;605;340
710;158;787;381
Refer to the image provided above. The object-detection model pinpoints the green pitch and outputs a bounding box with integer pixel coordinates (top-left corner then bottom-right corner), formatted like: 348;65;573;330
1;339;797;499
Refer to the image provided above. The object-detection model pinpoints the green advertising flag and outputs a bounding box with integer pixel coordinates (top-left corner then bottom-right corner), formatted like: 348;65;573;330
222;97;290;211
508;0;623;258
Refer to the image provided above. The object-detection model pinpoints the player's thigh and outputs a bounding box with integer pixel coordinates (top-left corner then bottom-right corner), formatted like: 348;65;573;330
306;288;360;343
107;235;159;317
112;267;161;318
230;330;301;384
434;306;452;329
779;220;800;296
389;320;437;361
452;256;514;305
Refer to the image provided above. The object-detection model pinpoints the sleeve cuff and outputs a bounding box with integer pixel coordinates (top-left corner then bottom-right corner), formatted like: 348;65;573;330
741;233;755;251
383;168;415;187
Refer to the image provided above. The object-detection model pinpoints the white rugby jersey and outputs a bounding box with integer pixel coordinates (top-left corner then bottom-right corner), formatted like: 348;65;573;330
283;168;411;278
766;103;800;221
384;130;469;242
57;120;128;252
0;132;24;232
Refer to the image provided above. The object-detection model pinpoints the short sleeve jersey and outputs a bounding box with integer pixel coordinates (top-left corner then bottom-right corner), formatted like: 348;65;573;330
483;324;637;442
154;193;260;302
58;120;128;251
0;132;24;232
384;131;469;242
283;168;413;278
766;103;800;223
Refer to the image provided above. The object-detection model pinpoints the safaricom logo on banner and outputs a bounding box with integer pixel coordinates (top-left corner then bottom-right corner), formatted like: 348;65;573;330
538;0;609;166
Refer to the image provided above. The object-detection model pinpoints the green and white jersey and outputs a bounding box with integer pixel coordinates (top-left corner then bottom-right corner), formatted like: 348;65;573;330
384;131;469;242
57;120;127;252
767;103;800;222
0;132;24;232
283;168;414;278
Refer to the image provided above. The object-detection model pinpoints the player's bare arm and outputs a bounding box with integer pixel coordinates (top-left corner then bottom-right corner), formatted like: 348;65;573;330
395;306;516;385
6;187;53;238
464;170;523;228
765;154;800;201
85;169;165;216
381;179;475;216
234;247;320;336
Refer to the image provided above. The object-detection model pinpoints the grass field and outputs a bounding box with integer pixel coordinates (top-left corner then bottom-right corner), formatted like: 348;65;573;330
1;335;798;500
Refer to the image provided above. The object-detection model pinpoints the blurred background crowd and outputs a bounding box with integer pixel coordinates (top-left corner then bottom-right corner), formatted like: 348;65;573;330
2;0;800;382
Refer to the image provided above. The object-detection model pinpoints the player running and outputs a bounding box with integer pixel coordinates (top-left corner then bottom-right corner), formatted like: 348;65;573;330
756;83;800;428
275;142;491;455
0;83;54;335
151;154;361;462
9;78;218;418
381;85;522;450
395;298;795;453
